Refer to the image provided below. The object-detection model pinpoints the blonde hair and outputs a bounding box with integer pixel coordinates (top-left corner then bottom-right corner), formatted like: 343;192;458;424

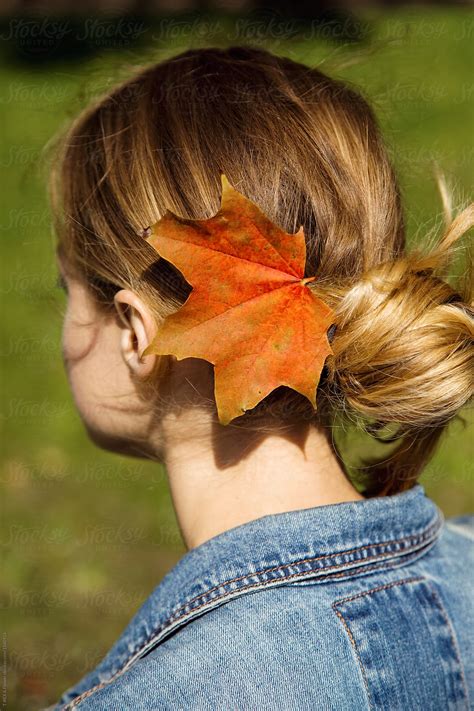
49;46;473;497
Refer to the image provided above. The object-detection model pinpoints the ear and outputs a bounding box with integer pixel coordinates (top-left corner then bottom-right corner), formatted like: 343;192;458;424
113;290;158;378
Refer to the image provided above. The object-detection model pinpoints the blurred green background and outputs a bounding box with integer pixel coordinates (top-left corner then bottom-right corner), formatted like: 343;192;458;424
1;5;473;709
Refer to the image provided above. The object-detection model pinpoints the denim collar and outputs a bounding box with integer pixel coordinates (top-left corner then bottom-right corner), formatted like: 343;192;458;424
62;483;444;703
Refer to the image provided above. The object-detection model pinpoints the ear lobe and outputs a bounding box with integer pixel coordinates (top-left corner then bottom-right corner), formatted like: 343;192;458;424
113;290;157;378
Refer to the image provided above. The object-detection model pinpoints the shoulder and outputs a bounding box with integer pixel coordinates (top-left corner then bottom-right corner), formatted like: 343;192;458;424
425;513;474;591
444;513;474;541
59;586;366;710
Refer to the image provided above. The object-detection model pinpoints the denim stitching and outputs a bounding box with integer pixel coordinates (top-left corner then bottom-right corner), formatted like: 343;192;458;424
333;607;374;710
166;515;441;620
332;575;425;606
63;516;442;709
426;585;470;706
332;576;470;710
331;576;426;710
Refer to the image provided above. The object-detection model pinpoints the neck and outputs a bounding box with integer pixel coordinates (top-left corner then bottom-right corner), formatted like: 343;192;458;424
160;410;364;550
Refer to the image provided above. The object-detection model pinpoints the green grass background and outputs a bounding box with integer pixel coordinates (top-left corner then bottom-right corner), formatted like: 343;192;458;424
1;7;473;709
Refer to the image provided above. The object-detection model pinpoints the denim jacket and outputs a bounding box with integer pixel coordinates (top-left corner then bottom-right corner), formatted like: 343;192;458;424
48;483;473;710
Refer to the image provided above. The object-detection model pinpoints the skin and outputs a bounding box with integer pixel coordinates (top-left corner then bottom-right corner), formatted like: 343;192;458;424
57;252;365;551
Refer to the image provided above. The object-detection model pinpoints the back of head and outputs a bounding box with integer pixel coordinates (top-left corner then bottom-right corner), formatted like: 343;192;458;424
49;45;474;497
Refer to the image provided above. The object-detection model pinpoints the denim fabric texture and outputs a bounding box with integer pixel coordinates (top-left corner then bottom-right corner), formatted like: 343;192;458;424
46;483;473;710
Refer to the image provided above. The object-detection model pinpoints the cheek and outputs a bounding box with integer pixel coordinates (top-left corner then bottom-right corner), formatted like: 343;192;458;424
61;307;103;409
59;280;151;453
61;305;130;416
61;280;109;371
60;287;111;400
62;309;97;365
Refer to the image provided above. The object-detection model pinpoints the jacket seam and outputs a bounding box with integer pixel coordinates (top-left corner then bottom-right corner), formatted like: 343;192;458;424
332;575;425;606
62;520;442;710
332;607;374;710
165;515;442;620
331;576;425;711
426;584;470;704
332;576;470;708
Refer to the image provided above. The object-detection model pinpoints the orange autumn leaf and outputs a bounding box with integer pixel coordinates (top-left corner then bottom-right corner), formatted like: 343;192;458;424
142;174;336;425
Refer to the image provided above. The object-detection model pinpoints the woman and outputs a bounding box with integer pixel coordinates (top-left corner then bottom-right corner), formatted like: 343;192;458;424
46;46;472;709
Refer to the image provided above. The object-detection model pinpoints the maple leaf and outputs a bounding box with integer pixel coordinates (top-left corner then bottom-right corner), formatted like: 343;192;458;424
141;174;336;425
